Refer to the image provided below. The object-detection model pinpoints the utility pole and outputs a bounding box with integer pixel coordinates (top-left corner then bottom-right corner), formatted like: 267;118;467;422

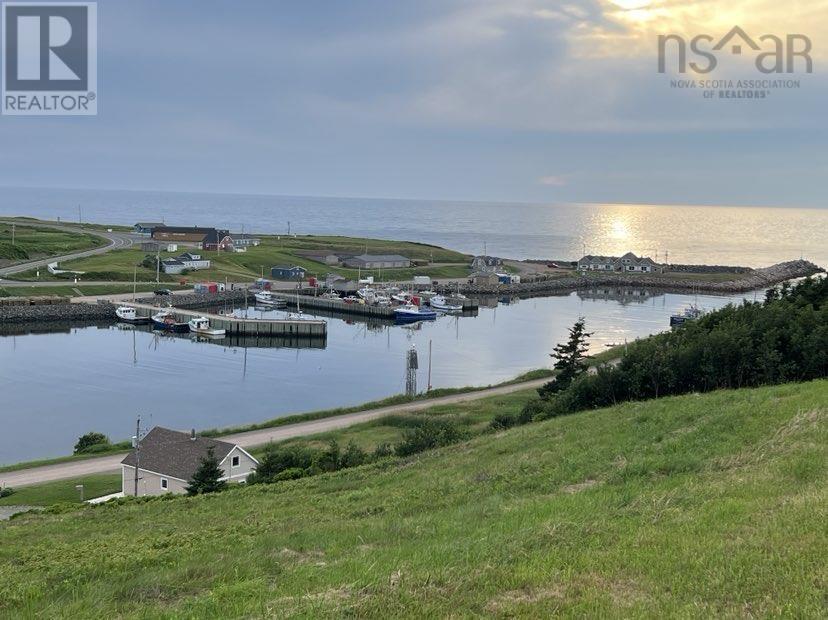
133;416;141;496
427;339;433;392
287;221;291;236
132;266;137;302
155;246;160;283
405;345;418;398
78;205;82;224
11;223;14;245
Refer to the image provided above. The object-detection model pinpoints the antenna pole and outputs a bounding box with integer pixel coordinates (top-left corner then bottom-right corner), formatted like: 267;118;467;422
133;416;141;496
427;339;432;392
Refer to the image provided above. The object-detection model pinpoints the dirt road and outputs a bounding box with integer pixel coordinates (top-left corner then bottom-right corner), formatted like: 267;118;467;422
0;377;548;489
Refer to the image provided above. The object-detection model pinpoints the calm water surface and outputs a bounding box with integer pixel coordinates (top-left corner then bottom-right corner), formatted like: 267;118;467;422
0;187;825;266
0;288;761;464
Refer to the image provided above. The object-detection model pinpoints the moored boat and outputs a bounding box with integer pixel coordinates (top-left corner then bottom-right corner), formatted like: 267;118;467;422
254;291;287;307
151;310;190;333
394;303;437;323
115;306;150;324
429;295;463;312
670;305;702;326
188;317;226;337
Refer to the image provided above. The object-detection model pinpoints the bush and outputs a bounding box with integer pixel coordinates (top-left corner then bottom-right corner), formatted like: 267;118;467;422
0;487;15;498
395;418;468;457
74;432;111;454
273;467;306;482
372;443;393;459
250;444;318;484
489;413;517;431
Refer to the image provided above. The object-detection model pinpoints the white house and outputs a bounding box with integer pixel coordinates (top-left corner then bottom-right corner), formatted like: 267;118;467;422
121;427;258;497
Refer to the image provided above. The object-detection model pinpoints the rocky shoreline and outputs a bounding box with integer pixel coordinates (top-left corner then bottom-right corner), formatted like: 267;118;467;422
444;260;824;296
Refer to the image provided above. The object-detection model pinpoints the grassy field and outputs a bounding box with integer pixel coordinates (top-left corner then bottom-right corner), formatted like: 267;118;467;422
1;379;825;617
0;223;105;264
0;474;120;507
0;283;188;298
14;235;472;283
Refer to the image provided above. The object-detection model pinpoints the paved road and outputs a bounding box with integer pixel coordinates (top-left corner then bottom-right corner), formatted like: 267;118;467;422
0;377;548;489
0;220;138;277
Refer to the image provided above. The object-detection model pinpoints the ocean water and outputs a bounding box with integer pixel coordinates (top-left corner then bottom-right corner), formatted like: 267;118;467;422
0;187;825;267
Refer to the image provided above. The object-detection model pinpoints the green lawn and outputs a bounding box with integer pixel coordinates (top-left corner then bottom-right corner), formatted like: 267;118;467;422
1;379;825;617
0;223;105;263
0;474;120;507
0;283;189;298
14;235;472;283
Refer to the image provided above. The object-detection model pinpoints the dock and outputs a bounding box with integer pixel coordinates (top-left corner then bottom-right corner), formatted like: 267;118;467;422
272;292;478;320
121;301;327;338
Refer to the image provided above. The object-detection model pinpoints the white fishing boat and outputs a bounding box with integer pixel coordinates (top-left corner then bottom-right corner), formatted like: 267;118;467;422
115;306;150;324
151;310;189;333
391;292;412;304
670;305;703;327
188;317;226;337
373;295;392;306
321;290;341;301
429;295;463;312
357;287;375;300
254;290;286;307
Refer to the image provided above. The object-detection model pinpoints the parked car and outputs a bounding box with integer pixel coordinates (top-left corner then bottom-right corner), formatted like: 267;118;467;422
154;288;172;296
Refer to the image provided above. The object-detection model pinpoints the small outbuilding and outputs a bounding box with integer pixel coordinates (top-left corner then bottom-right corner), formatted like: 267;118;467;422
343;254;411;269
121;427;258;497
469;271;501;286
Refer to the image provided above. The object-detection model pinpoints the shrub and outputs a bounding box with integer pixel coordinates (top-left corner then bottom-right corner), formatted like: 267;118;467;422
372;443;393;459
250;444;318;484
74;432;111;454
489;413;517;431
0;487;15;498
185;447;227;495
273;467;306;482
395;418;468;457
339;441;367;468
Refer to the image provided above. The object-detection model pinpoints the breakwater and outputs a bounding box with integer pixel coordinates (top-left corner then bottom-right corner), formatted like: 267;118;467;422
448;260;823;296
0;300;115;324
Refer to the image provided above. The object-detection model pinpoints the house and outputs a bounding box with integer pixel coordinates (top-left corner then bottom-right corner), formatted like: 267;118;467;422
343;254;411;269
232;234;261;248
577;253;658;273
471;255;503;270
271;265;307;280
121;427;258;497
160;258;186;274
469;271;501;286
202;230;234;252
152;226;218;245
134;222;164;235
178;252;211;270
161;253;211;274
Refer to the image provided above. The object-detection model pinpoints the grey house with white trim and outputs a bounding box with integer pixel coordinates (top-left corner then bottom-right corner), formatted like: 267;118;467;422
577;252;658;273
121;427;258;497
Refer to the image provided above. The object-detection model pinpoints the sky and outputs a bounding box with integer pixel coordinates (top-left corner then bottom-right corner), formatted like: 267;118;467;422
0;0;825;207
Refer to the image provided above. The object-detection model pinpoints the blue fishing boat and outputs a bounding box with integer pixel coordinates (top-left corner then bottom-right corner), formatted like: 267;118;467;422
151;310;190;333
394;303;437;323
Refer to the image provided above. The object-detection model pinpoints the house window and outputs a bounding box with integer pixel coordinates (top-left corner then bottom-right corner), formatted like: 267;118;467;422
231;455;240;467
160;478;168;490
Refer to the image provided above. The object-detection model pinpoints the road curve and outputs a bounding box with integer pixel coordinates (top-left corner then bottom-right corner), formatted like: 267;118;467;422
0;220;137;277
0;377;549;489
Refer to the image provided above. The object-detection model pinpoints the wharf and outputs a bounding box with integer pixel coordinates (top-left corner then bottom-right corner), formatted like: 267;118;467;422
121;301;327;338
273;291;478;319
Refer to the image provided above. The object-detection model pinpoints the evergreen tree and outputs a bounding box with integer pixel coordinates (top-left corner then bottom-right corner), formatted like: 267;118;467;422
186;447;227;495
538;317;593;399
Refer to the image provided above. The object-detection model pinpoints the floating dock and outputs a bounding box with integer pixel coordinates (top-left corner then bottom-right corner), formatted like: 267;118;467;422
272;292;478;320
121;302;327;338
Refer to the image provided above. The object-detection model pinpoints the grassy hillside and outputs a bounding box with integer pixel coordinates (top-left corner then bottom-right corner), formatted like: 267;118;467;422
0;223;105;264
15;235;472;283
1;380;825;617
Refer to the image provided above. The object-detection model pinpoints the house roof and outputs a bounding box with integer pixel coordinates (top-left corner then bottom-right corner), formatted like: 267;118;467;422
121;427;238;480
350;253;409;262
202;230;232;245
161;258;184;265
135;222;164;228
273;265;306;271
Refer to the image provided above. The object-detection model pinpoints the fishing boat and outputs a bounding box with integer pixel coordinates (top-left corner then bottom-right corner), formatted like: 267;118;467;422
343;295;362;304
394;303;437;323
254;290;286;307
115;306;150;325
391;292;412;304
321;290;341;301
188;317;226;337
429;295;463;312
670;305;702;327
151;310;189;333
373;294;392;307
356;287;375;300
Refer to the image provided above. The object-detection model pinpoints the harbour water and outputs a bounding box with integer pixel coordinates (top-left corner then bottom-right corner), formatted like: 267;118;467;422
0;187;826;267
0;287;762;464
